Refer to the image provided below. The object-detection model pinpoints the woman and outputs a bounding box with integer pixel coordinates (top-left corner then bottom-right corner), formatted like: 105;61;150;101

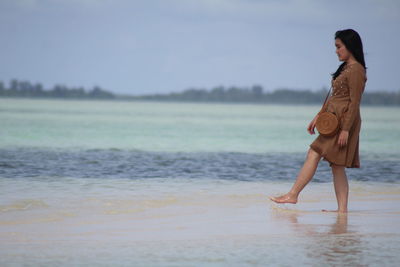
270;29;367;213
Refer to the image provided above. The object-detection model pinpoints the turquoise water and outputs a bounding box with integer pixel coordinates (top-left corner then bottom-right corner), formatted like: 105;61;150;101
1;98;399;154
1;98;400;266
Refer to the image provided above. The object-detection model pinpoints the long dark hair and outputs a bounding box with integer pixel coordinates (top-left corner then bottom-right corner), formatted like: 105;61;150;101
332;29;366;80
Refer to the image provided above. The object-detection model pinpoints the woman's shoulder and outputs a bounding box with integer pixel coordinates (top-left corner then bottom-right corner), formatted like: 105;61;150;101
344;61;366;73
343;61;366;80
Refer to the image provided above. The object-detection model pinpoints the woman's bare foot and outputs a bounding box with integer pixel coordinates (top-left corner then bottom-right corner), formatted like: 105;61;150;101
269;193;298;204
322;209;348;213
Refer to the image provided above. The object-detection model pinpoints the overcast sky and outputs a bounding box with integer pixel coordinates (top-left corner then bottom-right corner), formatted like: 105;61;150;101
0;0;399;95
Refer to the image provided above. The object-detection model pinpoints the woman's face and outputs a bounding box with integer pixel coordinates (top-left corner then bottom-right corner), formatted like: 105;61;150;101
335;38;352;62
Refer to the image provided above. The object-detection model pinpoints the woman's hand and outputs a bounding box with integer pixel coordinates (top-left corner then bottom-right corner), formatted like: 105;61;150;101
307;116;318;135
338;130;349;147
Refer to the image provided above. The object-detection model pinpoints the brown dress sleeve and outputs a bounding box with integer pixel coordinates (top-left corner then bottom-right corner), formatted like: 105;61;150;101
341;66;366;131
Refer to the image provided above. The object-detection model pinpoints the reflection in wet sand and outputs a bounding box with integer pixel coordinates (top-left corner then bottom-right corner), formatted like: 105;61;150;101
271;209;364;265
329;213;348;234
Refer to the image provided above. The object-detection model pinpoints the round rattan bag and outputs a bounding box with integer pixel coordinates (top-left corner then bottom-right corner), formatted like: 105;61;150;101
316;112;339;137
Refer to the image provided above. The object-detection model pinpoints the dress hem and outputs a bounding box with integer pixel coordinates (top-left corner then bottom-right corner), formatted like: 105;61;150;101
309;144;360;169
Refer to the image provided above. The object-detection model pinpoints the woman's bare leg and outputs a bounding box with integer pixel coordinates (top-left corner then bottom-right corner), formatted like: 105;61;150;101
270;148;322;204
324;164;348;213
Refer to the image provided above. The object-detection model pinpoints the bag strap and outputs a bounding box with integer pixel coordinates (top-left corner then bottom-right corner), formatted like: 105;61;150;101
317;85;354;130
318;87;332;115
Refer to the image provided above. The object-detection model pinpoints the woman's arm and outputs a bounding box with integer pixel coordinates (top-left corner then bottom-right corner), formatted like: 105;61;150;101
341;66;366;131
337;65;366;147
307;114;319;135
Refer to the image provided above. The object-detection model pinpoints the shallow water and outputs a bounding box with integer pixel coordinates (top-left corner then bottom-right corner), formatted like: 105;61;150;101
1;148;399;183
1;98;400;266
1;99;399;154
1;178;399;266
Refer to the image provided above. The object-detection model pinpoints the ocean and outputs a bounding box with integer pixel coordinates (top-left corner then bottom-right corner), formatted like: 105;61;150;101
1;98;399;266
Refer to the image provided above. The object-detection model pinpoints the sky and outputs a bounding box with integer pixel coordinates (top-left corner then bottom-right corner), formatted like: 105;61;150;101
0;0;399;95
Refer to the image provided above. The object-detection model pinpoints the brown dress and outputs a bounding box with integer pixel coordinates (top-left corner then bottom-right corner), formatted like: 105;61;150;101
310;62;367;168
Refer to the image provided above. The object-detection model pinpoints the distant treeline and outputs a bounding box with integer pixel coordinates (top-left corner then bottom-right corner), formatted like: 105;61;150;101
133;85;326;104
0;79;114;99
1;79;399;105
129;85;400;106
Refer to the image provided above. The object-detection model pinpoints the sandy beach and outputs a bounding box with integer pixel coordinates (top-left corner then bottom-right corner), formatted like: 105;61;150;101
1;178;399;266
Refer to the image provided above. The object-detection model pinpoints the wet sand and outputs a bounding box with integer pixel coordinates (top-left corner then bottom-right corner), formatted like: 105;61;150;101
1;178;400;266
